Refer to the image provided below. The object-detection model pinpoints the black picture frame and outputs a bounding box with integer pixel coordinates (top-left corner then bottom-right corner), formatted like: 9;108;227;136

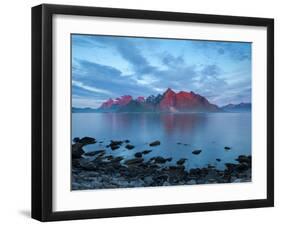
32;3;274;222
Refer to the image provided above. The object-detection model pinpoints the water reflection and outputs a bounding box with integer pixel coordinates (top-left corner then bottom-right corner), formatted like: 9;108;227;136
72;112;251;169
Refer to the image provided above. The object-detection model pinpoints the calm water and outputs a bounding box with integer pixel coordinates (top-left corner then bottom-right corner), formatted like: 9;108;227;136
72;112;251;170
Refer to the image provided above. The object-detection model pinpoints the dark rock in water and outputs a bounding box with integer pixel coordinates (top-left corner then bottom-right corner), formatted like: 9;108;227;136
225;163;236;171
168;166;178;170
134;152;142;158
72;143;85;158
110;145;120;150
124;140;130;143
142;150;152;155
177;142;182;145
111;156;124;163
237;162;249;171
216;158;221;162
110;140;123;146
235;155;251;164
79;137;96;145
125;144;135;150
224;146;231;150
166;157;172;162
207;164;215;169
192;150;202;155
105;155;114;160
151;156;166;164
156;174;168;181
189;168;202;176
177;158;187;165
73;137;80;143
79;159;98;170
149;140;160;146
124;158;144;165
84;150;105;156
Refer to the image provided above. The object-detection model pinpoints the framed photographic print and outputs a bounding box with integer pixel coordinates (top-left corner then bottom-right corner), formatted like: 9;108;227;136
32;4;274;221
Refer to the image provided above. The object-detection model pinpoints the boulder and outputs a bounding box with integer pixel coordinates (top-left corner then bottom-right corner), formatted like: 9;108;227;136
79;137;96;145
192;150;202;155
177;158;187;165
110;145;120;150
134;152;142;158
110;140;123;146
73;137;80;143
125;144;135;150
151;156;166;164
149;140;161;146
124;158;144;165
142;150;152;155
84;150;106;156
72;143;85;158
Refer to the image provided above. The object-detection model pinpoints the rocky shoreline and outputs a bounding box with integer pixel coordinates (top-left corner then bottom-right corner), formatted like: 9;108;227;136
72;137;251;190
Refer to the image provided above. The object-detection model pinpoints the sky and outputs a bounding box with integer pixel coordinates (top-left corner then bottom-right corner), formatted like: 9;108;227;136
72;34;252;108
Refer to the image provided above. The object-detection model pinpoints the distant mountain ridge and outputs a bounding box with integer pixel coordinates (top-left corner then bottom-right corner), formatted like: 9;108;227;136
221;103;251;112
74;88;224;113
72;88;251;113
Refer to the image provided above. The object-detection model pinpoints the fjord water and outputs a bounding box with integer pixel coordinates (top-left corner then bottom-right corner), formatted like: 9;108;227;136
72;112;251;170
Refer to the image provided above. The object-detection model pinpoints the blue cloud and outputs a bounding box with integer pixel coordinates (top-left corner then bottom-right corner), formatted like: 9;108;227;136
72;35;251;107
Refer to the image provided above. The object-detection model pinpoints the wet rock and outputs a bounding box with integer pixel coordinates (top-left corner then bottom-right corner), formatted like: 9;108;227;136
237;162;249;171
125;144;135;150
151;156;166;164
225;163;236;171
110;145;120;150
224;146;231;150
79;159;98;170
189;168;202;176
192;150;202;155
73;137;80;143
149;140;161;146
84;150;105;157
110;140;123;146
142;150;152;155
176;158;187;165
111;156;124;163
124;158;144;165
124;140;130;143
105;155;114;160
134;152;142;158
79;137;96;145
235;155;251;165
166;157;172;162
72;143;85;158
216;158;221;162
177;142;182;145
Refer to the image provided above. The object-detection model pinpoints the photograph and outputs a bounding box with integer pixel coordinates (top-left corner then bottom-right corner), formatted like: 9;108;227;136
71;34;252;190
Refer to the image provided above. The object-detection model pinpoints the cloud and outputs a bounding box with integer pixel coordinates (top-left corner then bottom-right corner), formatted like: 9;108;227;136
72;80;112;95
162;54;184;68
192;41;251;62
72;35;252;107
201;64;221;76
79;36;157;75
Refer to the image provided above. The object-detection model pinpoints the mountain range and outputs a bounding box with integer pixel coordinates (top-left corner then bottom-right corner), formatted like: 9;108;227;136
220;102;251;112
72;88;251;113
